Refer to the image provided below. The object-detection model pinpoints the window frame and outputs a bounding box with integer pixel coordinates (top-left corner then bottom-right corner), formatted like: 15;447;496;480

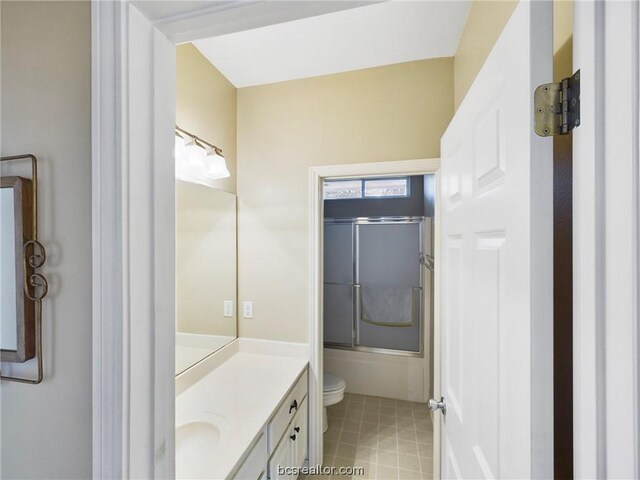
323;177;411;201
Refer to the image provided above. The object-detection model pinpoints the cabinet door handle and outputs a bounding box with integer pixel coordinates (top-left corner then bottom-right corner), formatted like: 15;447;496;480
289;399;298;414
294;427;300;433
290;433;297;441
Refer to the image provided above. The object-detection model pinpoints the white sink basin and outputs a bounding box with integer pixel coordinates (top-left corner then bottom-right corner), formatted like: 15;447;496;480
176;413;228;479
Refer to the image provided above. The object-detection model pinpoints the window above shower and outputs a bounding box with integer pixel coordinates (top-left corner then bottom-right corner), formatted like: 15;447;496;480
323;177;410;200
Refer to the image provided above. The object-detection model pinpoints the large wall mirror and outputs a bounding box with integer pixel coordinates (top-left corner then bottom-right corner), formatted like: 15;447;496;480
1;177;35;363
175;182;237;375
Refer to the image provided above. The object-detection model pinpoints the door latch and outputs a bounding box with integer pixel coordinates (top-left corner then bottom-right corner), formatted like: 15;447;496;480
428;396;446;415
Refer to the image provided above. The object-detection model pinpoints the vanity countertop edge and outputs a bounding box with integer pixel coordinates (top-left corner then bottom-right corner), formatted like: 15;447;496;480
175;350;309;480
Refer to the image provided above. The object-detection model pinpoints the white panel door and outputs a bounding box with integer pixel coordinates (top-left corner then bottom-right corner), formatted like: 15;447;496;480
439;1;553;478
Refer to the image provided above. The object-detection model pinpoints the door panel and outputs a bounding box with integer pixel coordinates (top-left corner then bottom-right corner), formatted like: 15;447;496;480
268;434;290;480
356;222;422;352
443;236;463;422
470;233;504;478
324;222;355;346
357;223;421;287
439;1;553;478
323;223;354;284
323;284;353;345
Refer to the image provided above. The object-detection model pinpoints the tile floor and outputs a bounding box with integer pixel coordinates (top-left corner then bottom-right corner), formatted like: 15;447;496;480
301;393;434;480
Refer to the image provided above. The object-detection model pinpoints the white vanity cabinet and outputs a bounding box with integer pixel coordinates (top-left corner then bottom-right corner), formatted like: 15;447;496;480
232;368;308;480
233;434;268;480
268;398;308;480
291;400;308;471
267;369;308;480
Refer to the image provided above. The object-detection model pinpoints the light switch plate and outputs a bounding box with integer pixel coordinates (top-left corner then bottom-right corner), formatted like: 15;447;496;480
242;301;253;319
223;300;233;318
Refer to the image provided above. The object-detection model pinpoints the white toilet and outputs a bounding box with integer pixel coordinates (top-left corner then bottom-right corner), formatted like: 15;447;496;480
323;372;346;433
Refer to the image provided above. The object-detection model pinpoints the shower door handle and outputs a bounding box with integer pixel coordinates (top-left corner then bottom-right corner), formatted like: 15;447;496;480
412;286;422;326
353;284;361;346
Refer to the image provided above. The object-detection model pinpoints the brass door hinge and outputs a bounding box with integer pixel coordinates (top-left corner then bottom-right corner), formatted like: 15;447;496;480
534;69;580;136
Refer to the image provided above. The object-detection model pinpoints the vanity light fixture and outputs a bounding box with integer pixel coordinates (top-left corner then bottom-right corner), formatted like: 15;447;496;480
174;126;230;186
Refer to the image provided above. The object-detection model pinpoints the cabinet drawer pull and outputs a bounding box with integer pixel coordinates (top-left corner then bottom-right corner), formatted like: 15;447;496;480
289;399;298;414
290;433;297;441
294;426;300;433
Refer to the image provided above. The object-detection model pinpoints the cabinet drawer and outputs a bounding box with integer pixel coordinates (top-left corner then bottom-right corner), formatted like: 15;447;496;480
233;432;267;480
291;398;308;470
267;398;308;480
267;369;308;453
267;426;290;480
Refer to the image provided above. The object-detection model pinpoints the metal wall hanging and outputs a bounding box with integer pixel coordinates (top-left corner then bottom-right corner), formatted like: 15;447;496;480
1;154;49;384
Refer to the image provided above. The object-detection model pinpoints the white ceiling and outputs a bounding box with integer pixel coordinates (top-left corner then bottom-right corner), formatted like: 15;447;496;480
133;1;232;22
193;1;471;88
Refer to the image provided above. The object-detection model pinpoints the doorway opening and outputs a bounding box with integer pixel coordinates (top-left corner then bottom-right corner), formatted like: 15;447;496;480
321;173;436;477
309;160;440;476
323;175;434;359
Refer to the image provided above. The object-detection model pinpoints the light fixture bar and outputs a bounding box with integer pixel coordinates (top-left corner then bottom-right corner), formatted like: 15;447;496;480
175;125;224;157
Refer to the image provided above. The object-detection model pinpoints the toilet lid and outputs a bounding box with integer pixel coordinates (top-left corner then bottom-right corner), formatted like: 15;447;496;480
323;373;346;393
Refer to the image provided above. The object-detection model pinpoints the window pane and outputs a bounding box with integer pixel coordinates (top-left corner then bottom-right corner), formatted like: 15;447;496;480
364;178;409;198
323;180;363;200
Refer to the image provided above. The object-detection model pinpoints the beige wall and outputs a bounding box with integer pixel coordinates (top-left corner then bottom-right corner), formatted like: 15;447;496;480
237;59;453;342
176;183;237;337
0;2;92;478
454;0;573;109
554;0;573;81
175;45;239;340
453;0;518;109
176;44;237;194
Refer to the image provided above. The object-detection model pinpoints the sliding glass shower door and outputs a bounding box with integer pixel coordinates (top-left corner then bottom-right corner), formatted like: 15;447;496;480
324;217;425;355
356;221;422;352
323;222;354;346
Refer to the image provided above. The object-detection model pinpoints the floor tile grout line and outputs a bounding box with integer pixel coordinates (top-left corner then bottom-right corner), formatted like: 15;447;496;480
325;394;432;480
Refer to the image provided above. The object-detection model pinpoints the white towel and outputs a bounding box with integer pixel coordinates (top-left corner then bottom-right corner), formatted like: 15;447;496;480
361;284;414;327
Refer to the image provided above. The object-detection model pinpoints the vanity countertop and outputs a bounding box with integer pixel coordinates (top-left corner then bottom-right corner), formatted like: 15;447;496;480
175;351;308;480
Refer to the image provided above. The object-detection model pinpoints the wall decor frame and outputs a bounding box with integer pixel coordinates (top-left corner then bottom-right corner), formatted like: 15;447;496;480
1;175;35;362
0;154;49;384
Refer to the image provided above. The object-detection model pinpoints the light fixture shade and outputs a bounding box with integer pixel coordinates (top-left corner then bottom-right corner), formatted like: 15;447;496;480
203;149;230;180
176;134;203;184
183;136;207;167
175;134;192;181
174;134;186;164
174;128;230;186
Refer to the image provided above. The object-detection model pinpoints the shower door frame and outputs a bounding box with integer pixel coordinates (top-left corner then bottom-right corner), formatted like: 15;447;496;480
323;216;428;358
309;158;441;473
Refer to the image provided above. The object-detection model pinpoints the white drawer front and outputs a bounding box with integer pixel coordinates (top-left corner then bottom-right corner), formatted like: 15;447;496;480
233;432;267;480
267;429;290;480
267;369;308;453
267;398;308;480
291;398;308;470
